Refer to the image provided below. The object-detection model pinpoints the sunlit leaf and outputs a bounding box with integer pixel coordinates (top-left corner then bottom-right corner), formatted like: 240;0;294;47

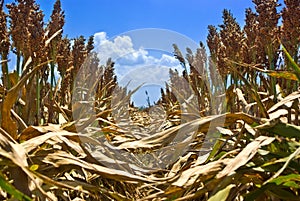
217;136;275;178
281;44;300;81
208;184;235;201
29;164;39;171
270;174;300;186
267;71;298;81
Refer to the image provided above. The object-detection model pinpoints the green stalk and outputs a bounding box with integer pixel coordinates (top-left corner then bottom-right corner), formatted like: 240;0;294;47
36;72;40;125
270;61;277;101
285;47;292;93
294;45;299;90
267;44;277;102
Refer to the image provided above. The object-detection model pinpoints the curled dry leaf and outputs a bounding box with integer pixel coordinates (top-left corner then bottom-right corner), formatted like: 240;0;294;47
268;91;300;113
43;151;151;183
216;136;275;179
171;159;231;188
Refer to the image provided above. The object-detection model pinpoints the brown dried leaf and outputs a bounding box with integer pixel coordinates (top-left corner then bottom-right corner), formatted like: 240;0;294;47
21;130;77;153
19;124;61;141
167;152;195;178
171;159;231;187
268;91;300;113
118;113;259;151
0;128;28;167
43;151;151;183
0;128;50;198
216;136;275;178
1;58;51;139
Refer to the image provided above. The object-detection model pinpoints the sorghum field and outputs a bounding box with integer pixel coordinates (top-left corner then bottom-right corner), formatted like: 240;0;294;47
0;0;300;200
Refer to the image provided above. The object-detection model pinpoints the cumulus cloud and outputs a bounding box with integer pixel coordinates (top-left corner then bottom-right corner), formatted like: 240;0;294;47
94;32;147;65
93;31;183;91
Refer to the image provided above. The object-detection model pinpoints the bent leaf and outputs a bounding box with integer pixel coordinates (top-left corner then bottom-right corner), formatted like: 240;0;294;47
281;44;300;81
208;184;235;201
217;136;275;178
270;174;300;187
257;120;300;138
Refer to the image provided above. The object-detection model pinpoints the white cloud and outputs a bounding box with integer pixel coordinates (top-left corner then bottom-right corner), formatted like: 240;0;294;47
93;31;183;91
94;32;146;65
119;65;170;88
94;32;107;45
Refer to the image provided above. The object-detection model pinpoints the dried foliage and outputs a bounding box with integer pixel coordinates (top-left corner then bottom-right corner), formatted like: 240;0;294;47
0;0;299;200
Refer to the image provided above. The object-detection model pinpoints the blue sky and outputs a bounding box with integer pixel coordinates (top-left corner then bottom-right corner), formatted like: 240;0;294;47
42;0;256;43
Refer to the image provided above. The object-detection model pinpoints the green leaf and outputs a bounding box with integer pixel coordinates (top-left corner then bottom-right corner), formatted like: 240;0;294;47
281;44;300;81
257;121;300;138
264;147;300;185
0;173;32;201
270;174;300;186
29;164;39;171
208;184;235;201
283;181;300;188
213;151;227;160
205;137;223;162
